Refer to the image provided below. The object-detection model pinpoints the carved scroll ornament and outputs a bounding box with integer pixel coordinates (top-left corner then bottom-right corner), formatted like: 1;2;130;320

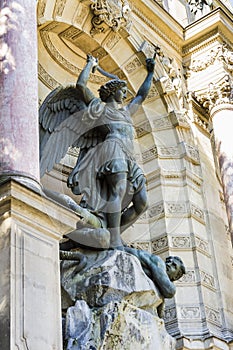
90;0;131;35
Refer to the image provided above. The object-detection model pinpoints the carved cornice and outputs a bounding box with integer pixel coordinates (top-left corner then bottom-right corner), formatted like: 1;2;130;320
193;74;233;111
189;43;233;73
131;4;181;53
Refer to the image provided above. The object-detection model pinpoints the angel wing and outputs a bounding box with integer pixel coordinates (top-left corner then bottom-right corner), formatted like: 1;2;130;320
39;86;104;177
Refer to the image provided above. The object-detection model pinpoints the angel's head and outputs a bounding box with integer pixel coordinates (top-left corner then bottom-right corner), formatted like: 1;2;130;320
99;79;127;103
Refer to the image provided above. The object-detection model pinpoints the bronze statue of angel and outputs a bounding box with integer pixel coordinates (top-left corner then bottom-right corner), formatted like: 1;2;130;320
39;54;155;249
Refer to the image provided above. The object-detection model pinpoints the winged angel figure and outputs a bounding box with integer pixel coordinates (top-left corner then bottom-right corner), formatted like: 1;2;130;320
40;55;155;249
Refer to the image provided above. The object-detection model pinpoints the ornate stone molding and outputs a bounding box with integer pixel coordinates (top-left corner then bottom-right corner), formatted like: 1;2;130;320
169;111;190;129
205;306;221;326
152;115;172;130
182;142;200;165
53;0;67;17
176;269;196;284
148;201;164;219
200;270;215;290
190;203;205;224
194;235;210;256
190;43;233;73
40;29;107;84
141;146;158;163
135;121;151;138
193;74;233;111
171;236;192;249
179;306;201;320
38;63;61;89
151;235;168;253
90;0;131;36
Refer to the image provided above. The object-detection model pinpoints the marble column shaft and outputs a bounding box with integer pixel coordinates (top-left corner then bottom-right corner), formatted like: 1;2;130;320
211;103;233;240
0;0;39;182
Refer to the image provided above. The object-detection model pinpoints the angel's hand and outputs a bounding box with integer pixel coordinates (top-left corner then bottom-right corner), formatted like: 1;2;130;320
146;58;155;73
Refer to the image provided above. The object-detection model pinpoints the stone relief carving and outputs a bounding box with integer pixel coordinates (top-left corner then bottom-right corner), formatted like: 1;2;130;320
37;0;46;18
193;74;233;111
200;270;215;289
152;116;172;130
205;306;221;325
190;203;205;223
187;0;213;21
90;0;131;35
142;146;158;163
38;63;61;89
151;236;168;253
148;202;165;219
53;0;67;17
176;269;195;283
171;236;191;249
124;56;142;74
135;121;151;138
190;43;233;73
180;306;201;319
195;236;210;255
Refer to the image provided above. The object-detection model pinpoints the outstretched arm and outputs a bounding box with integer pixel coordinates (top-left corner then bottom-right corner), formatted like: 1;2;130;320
76;55;98;104
127;58;155;115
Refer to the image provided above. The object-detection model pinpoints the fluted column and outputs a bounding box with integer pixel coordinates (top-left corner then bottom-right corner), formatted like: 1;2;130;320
0;0;40;185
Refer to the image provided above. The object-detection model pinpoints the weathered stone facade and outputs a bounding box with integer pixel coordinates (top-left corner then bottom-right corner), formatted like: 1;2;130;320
1;0;233;349
38;0;233;348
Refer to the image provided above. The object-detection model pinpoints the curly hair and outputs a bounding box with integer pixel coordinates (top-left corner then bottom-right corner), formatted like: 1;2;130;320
98;79;127;102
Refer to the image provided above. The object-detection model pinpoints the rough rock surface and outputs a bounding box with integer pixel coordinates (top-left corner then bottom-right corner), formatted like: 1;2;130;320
61;250;176;349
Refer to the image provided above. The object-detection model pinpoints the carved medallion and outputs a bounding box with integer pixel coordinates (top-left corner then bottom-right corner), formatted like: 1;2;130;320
90;0;131;35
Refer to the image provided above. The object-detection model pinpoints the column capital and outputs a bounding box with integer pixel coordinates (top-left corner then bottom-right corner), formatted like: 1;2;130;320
193;74;233;113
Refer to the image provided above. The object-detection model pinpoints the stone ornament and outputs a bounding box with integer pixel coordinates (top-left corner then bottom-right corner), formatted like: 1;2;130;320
90;0;131;35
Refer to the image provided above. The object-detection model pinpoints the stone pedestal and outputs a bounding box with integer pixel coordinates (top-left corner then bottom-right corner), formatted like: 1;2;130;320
61;249;176;350
0;179;78;350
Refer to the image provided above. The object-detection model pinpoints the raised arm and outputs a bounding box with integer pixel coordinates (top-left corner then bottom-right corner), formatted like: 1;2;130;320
127;58;155;116
76;55;98;104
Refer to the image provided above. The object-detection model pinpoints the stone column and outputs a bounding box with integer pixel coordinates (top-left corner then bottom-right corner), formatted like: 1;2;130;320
0;0;40;185
210;102;233;240
194;74;233;241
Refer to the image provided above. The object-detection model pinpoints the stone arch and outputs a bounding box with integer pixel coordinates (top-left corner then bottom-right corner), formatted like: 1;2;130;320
37;0;194;248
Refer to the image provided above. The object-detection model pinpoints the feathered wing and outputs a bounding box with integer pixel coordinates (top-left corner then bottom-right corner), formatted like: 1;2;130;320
39;86;104;177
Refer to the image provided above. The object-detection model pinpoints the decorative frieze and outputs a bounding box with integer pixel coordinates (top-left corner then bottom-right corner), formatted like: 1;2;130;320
164;306;177;323
205;306;221;326
180;306;201;319
171;236;191;249
165;202;188;216
193;113;209;133
158;145;180;158
176;269;196;284
190;203;205;223
40;30;107;84
129;241;151;252
38;64;61;89
37;0;46;18
182;142;200;165
148;202;164;219
151;236;168;253
73;4;89;27
53;0;67;17
90;0;131;35
190;43;233;73
146;83;159;99
124;56;142;74
135;121;151;138
194;236;210;255
169;111;190;129
142;146;158;163
152;116;172;130
193;74;233;111
103;32;122;50
200;270;215;290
